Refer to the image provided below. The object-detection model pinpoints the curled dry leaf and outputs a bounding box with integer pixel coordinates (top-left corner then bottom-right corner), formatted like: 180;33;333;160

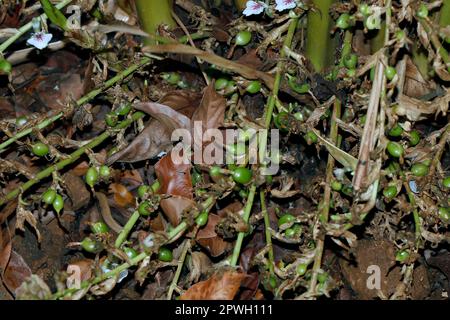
188;251;212;283
90;277;118;296
107;91;199;164
15;206;41;243
196;213;230;257
96;192;123;233
270;177;300;199
396;91;450;121
3;250;32;295
403;56;436;98
0;223;12;276
180;270;246;300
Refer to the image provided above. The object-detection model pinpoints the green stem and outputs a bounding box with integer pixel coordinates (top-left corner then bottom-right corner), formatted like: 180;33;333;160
260;190;274;274
308;99;341;295
306;0;334;72
167;239;190;300
53;197;215;299
52;251;148;299
264;17;298;129
166;196;215;241
404;181;421;246
230;184;257;267
135;0;176;45
0;0;72;54
178;31;212;44
0;112;145;207
114;181;167;248
0;57;151;153
114;211;140;248
339;31;353;67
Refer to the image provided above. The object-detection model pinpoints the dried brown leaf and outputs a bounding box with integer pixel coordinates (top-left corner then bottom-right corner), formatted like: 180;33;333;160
180;270;245;300
188;251;212;283
0;223;11;276
107;91;199;164
159;197;195;227
196;214;230;257
191;82;227;155
155;152;193;199
15;206;41;243
403;57;436;98
155;152;194;226
3;250;32;295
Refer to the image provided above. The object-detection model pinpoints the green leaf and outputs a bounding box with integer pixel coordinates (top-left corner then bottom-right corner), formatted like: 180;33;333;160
40;0;67;30
311;128;358;171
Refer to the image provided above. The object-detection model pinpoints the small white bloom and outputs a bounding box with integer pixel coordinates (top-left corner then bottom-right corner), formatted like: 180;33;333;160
27;32;52;50
143;234;154;248
333;168;346;181
243;1;267;16
275;0;297;12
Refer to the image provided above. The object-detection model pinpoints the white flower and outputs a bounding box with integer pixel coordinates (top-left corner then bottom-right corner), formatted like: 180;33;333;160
243;1;267;16
26;32;52;50
275;0;297;12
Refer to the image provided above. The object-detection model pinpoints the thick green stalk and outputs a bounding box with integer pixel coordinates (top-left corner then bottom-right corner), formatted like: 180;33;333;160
306;0;334;72
0;0;72;54
230;184;257;267
135;0;176;45
439;0;450;27
339;31;353;67
0;57;151;153
234;0;247;12
0;112;145;207
370;22;386;53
